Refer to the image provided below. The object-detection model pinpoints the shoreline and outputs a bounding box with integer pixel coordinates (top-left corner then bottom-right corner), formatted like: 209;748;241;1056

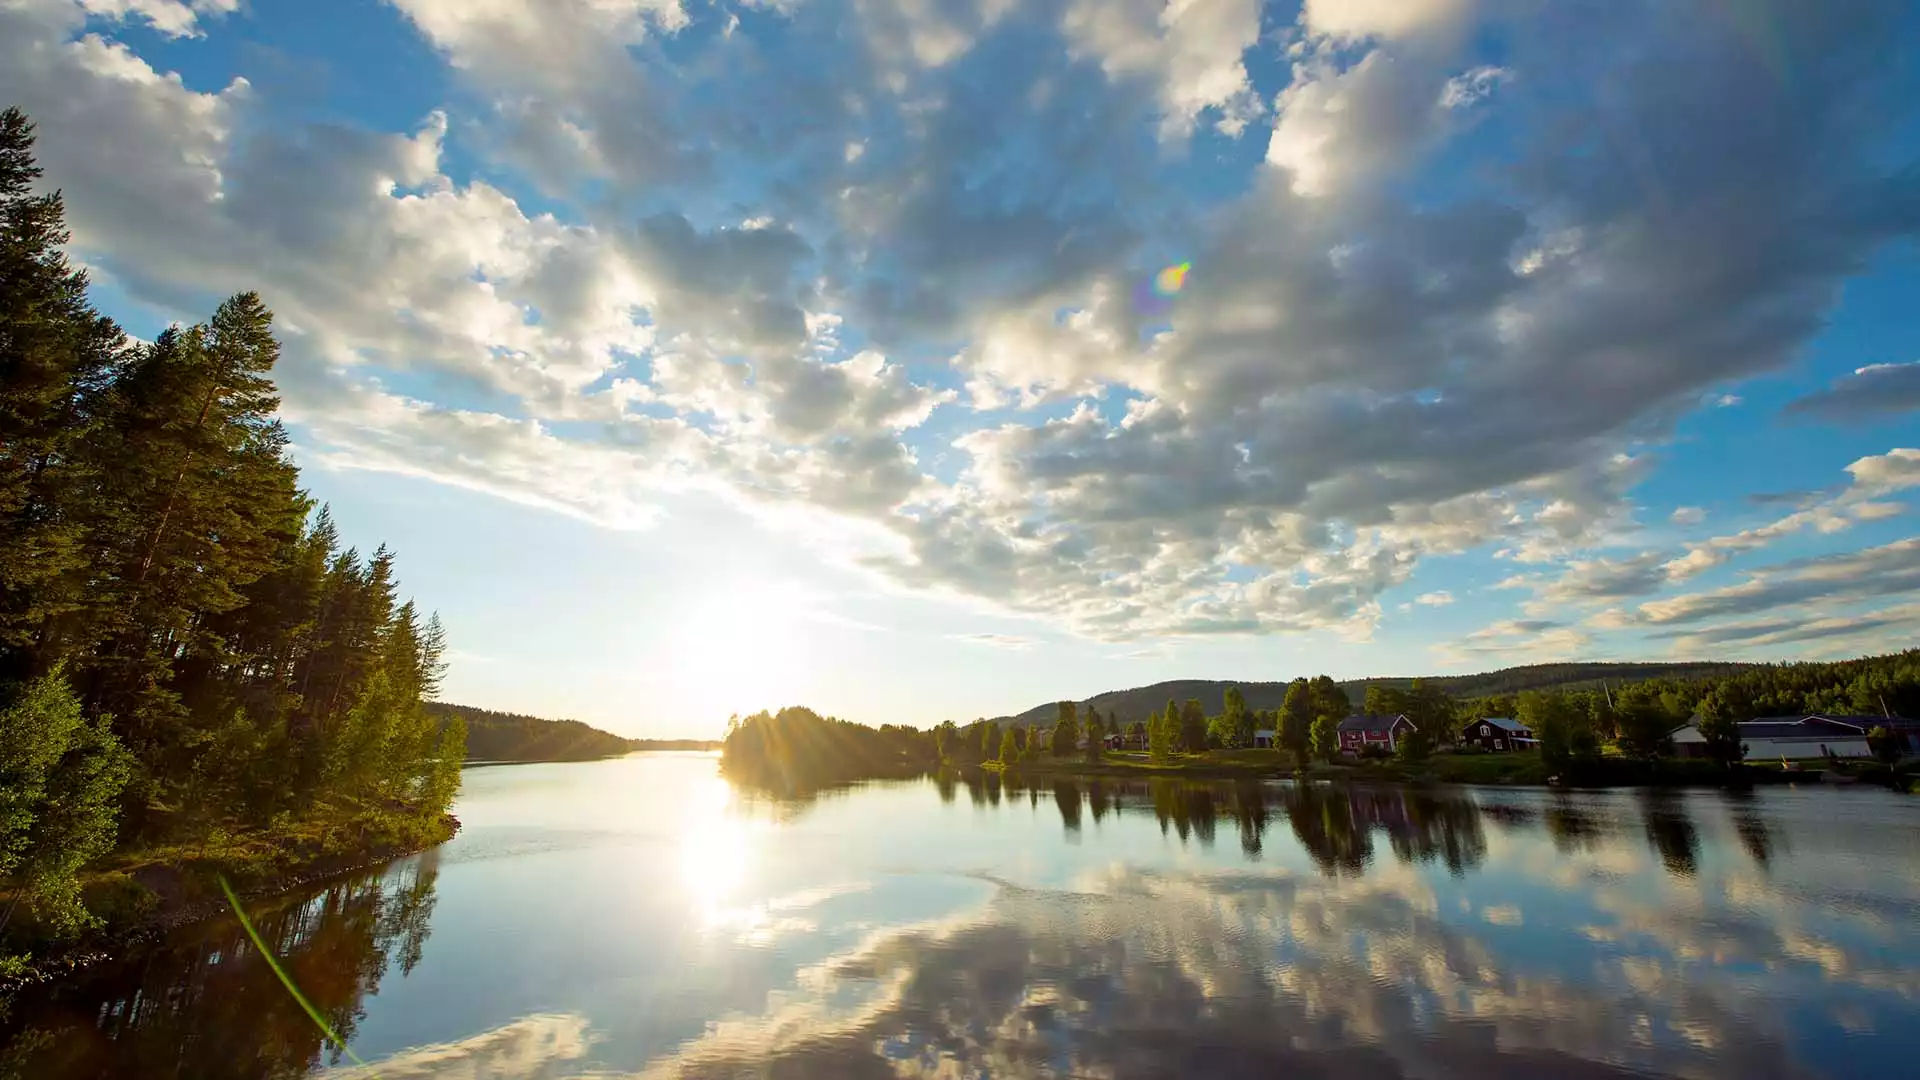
1;813;462;997
972;752;1917;791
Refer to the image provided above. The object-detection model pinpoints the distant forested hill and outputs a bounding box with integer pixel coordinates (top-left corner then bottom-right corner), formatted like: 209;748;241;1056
993;662;1752;728
427;703;719;762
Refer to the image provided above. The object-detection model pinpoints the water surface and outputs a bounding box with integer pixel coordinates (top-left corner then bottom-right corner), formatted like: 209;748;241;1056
6;752;1919;1079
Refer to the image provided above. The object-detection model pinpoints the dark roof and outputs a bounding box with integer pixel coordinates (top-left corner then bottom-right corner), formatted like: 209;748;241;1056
1738;717;1871;738
1338;713;1411;733
1467;717;1531;735
1806;714;1916;729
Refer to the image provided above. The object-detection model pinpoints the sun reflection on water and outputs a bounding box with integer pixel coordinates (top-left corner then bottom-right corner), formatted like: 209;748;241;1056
680;776;755;920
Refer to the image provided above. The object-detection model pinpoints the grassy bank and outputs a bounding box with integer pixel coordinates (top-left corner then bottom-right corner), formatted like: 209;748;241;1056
2;809;459;993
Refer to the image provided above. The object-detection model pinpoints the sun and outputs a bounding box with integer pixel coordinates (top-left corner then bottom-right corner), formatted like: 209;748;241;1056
666;579;814;720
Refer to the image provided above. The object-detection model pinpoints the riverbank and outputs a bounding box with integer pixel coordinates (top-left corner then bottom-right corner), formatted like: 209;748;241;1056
981;750;1918;790
1;811;461;995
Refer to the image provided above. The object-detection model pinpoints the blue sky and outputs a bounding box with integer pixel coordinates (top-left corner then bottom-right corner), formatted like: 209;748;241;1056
4;0;1918;737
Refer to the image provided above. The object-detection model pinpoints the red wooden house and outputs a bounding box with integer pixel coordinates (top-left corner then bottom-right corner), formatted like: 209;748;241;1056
1337;713;1415;755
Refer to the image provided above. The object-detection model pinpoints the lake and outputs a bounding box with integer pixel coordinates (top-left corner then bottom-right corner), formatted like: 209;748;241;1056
5;752;1920;1079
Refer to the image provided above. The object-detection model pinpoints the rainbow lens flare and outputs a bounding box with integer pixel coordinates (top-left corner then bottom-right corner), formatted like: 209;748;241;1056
1153;261;1191;296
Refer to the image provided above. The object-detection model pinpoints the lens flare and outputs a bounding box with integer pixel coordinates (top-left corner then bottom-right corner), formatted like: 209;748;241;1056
1153;261;1191;296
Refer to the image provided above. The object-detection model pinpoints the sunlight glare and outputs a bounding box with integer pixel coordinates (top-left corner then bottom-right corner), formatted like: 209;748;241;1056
679;776;753;918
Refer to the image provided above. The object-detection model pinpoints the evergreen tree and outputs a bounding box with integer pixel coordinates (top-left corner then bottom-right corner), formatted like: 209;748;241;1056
0;112;461;951
998;726;1018;764
1082;708;1104;762
0;108;128;685
981;721;999;760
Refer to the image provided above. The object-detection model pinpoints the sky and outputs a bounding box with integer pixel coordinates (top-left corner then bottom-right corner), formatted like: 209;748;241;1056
4;0;1919;738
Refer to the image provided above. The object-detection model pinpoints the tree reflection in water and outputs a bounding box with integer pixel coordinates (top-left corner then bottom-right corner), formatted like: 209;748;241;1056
0;854;440;1080
1047;778;1491;879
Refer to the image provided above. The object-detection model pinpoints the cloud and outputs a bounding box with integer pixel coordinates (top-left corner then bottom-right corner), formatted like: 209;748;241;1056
316;1013;592;1080
1637;537;1920;627
950;632;1040;650
1062;0;1264;138
1298;0;1470;42
11;0;1920;648
1785;361;1920;421
1670;506;1707;526
1415;590;1455;606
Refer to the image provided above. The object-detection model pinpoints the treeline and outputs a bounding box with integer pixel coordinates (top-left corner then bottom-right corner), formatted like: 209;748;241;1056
1492;648;1920;771
0;109;459;959
427;703;715;762
720;707;936;795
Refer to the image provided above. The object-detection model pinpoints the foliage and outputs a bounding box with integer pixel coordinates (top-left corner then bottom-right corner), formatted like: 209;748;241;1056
1693;686;1751;767
1614;685;1679;760
0;110;460;952
1279;678;1313;766
1219;685;1254;748
1393;721;1432;764
1052;700;1079;757
0;669;132;936
999;726;1018;764
722;706;935;793
1519;690;1599;772
426;703;675;762
1148;704;1177;761
1310;713;1341;762
980;721;999;761
1082;708;1103;762
1867;726;1903;765
1178;698;1208;753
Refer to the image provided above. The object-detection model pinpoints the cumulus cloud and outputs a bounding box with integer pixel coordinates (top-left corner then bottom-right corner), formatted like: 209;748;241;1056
1063;0;1264;139
10;0;1920;649
1785;361;1920;421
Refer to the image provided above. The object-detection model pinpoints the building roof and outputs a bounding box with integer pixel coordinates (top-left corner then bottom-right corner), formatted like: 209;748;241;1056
1338;713;1411;733
1468;717;1531;735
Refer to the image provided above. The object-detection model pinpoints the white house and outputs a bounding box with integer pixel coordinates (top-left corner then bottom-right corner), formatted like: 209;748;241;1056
1253;729;1277;749
1670;714;1878;761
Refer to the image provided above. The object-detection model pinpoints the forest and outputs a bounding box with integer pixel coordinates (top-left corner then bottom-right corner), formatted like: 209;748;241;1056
0;109;460;970
720;706;938;796
429;702;717;762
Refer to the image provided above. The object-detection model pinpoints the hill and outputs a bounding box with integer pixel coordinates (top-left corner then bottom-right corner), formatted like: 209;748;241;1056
427;703;720;762
992;661;1753;728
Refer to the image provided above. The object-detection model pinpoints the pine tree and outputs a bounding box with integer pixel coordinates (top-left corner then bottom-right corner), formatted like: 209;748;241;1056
0;108;128;684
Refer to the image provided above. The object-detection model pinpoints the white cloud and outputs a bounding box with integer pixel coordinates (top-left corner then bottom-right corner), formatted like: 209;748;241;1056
1415;591;1455;606
1298;0;1469;42
1670;506;1707;526
1062;0;1264;138
9;0;1920;653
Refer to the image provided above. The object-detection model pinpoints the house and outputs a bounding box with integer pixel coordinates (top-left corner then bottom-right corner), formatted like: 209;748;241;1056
1460;717;1535;753
1669;714;1898;761
1253;729;1277;749
1337;713;1415;755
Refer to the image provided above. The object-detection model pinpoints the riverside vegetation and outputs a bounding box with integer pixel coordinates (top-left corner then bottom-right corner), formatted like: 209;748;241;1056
0;110;462;980
721;649;1920;796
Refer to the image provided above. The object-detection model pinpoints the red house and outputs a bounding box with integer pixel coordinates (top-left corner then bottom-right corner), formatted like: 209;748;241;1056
1337;713;1415;755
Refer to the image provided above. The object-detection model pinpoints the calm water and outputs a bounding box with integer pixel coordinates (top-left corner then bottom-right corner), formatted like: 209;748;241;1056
6;753;1920;1079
